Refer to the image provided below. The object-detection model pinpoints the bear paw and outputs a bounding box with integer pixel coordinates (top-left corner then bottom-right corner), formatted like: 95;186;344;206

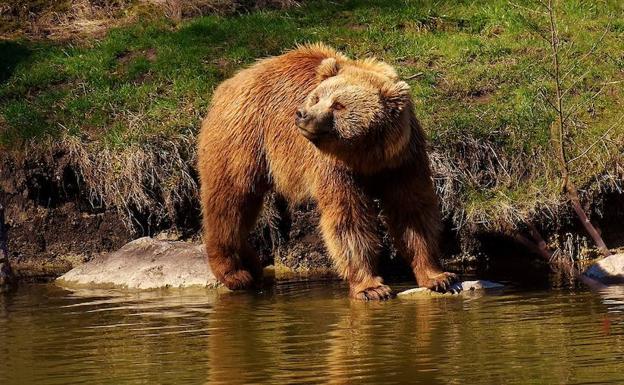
222;269;256;290
418;271;459;293
351;284;395;301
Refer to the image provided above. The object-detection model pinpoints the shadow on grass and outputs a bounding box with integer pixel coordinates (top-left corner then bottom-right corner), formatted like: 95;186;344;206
0;41;32;84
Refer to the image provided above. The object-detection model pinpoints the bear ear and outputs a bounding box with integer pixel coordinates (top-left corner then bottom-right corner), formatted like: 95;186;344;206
316;58;340;81
361;58;399;81
380;81;411;112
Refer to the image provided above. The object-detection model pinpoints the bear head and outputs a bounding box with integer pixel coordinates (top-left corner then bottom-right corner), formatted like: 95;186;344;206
295;57;413;170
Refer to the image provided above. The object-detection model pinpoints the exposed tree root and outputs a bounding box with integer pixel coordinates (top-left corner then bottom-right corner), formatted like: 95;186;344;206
525;222;553;262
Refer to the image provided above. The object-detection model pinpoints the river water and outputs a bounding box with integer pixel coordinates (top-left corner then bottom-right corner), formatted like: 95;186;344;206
1;281;624;385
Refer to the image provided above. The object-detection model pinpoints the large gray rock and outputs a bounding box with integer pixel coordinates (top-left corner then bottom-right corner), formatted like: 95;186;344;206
57;237;219;290
583;253;624;286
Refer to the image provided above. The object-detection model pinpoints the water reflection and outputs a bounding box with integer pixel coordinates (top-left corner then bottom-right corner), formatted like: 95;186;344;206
597;285;624;314
1;283;624;385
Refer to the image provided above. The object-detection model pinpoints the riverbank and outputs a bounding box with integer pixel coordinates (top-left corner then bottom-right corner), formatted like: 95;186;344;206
1;0;623;278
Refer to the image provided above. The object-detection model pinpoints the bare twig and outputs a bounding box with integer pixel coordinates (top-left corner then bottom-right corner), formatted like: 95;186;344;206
538;87;559;113
547;0;567;188
405;72;424;80
563;82;610;123
560;22;611;83
567;114;624;164
559;66;593;101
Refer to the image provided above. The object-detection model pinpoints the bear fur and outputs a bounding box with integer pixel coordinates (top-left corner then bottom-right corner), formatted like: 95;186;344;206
197;43;457;300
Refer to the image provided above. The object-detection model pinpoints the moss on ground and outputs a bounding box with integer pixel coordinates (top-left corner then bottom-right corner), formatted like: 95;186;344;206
1;0;623;242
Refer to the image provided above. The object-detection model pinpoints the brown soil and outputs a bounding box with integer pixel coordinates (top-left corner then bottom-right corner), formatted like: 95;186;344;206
0;156;134;278
117;48;158;66
274;204;334;277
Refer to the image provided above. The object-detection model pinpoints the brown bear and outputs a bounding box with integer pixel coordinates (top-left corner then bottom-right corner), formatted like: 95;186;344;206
197;43;457;300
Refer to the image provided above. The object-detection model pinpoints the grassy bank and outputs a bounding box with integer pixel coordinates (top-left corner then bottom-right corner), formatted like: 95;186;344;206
1;0;623;255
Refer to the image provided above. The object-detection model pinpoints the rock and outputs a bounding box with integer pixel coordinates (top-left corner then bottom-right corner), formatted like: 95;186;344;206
459;280;505;290
396;287;432;296
397;280;504;297
56;237;219;290
583;253;624;285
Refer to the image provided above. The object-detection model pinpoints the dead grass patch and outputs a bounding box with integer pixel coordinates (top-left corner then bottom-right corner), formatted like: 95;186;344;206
0;0;300;40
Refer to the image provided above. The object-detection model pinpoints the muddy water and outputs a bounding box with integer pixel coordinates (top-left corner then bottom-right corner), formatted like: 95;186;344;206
1;282;624;385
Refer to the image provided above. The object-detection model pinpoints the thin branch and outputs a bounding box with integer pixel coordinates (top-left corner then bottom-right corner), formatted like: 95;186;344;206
509;1;548;16
547;0;568;188
560;22;611;83
564;82;609;122
567;114;624;164
538;88;559;112
405;72;423;80
559;66;593;101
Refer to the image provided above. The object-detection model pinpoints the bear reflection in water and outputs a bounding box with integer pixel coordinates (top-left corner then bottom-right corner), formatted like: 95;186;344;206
204;285;624;385
205;288;442;385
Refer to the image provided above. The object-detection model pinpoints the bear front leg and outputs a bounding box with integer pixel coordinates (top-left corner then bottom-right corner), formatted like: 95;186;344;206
316;172;392;300
380;172;458;293
201;180;266;291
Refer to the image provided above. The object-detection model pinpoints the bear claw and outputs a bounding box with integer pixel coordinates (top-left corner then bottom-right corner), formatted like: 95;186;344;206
353;285;395;301
420;271;459;293
222;269;255;290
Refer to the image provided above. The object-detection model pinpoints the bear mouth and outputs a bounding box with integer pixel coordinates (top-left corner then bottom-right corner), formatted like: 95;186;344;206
298;127;331;145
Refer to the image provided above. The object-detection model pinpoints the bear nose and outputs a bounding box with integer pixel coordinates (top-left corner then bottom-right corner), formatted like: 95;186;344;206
296;109;307;120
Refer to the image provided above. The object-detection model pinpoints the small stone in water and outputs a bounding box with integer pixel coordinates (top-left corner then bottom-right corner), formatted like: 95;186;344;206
460;280;505;291
397;280;504;297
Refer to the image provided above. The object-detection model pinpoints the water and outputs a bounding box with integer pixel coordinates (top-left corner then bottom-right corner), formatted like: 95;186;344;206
1;281;624;385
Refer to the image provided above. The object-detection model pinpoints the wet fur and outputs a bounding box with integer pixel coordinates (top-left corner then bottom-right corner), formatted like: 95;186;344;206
197;43;456;299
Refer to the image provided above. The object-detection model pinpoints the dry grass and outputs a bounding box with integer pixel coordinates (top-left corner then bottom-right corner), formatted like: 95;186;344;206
61;133;198;230
1;1;133;40
0;0;300;40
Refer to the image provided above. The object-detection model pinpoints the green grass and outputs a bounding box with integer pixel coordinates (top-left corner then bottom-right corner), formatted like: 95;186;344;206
1;0;623;233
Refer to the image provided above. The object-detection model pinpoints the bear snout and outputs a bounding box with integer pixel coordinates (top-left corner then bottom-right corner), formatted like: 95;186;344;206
295;108;308;120
295;108;311;128
296;106;332;128
296;114;333;143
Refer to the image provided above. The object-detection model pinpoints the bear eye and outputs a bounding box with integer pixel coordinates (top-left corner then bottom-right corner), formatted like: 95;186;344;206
331;101;345;111
311;95;320;105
